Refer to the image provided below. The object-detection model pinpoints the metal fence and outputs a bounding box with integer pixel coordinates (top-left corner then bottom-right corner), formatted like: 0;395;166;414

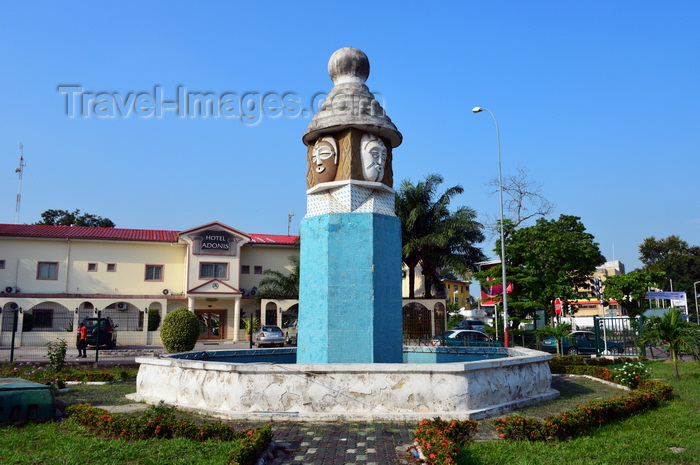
593;316;645;357
1;307;159;363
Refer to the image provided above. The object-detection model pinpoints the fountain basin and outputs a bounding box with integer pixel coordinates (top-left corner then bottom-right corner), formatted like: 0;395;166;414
129;346;557;421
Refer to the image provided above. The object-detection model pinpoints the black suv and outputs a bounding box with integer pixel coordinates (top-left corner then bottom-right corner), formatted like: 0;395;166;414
452;319;486;332
81;317;118;348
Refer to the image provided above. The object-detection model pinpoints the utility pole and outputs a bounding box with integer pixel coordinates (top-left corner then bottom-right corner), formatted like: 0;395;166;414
14;143;26;224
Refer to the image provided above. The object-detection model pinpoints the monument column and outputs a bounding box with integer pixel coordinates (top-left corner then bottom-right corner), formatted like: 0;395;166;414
298;47;403;363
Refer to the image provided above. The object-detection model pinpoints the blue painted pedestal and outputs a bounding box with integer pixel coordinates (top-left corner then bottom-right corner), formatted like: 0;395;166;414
297;213;403;363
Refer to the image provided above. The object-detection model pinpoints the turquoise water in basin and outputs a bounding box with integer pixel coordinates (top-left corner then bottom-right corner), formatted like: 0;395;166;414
167;346;509;364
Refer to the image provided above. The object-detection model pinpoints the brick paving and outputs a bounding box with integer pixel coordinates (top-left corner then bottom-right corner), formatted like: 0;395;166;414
247;422;419;465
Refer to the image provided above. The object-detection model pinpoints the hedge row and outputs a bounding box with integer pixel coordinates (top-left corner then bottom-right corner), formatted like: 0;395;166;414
414;358;673;464
493;374;672;441
66;403;272;465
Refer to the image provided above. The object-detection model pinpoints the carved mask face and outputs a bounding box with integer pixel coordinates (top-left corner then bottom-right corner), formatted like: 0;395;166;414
311;136;338;184
360;133;387;182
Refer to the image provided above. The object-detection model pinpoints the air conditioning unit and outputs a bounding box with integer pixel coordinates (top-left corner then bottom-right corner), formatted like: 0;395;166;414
10;302;19;310
4;286;17;294
162;289;171;296
241;288;249;296
249;287;258;297
116;302;128;311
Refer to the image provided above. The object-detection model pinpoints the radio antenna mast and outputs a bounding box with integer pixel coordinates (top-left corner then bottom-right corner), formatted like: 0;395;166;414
14;143;26;224
287;211;295;235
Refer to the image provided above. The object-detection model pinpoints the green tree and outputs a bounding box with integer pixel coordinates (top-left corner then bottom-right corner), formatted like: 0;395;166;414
484;214;605;326
639;235;700;304
395;174;486;298
602;270;665;318
254;255;300;303
639;308;700;378
35;209;115;227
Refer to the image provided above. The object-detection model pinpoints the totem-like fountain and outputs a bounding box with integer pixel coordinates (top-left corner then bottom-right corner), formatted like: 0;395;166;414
130;48;557;421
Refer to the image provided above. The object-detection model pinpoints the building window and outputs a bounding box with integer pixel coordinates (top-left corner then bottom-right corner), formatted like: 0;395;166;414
0;260;5;269
241;265;250;274
33;309;54;328
37;262;58;280
254;266;263;274
145;265;163;281
107;263;116;272
87;263;97;272
454;284;458;291
200;262;228;279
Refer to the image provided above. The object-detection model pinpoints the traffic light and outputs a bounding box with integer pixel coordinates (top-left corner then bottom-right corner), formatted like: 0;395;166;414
589;277;602;298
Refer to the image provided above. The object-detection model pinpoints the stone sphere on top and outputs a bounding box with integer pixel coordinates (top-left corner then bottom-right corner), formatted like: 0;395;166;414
328;47;370;85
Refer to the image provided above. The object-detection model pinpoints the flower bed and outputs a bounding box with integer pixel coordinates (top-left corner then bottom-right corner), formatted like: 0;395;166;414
493;379;672;441
413;417;478;465
66;403;272;464
1;361;66;389
1;362;138;389
413;357;673;463
493;359;672;442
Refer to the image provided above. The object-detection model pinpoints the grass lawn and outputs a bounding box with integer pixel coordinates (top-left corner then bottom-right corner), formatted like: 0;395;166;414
462;360;700;465
1;360;698;464
1;367;242;465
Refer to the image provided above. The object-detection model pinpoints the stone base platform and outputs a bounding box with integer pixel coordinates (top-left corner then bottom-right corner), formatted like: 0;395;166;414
128;347;558;422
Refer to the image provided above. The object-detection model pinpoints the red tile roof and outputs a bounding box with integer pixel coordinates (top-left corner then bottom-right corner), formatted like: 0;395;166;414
0;224;180;242
0;224;300;245
248;234;300;245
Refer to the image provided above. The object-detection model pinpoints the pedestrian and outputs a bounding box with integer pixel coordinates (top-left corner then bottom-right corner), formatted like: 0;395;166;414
77;322;88;359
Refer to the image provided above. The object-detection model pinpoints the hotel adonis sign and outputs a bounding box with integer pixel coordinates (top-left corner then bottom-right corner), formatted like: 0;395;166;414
200;229;233;252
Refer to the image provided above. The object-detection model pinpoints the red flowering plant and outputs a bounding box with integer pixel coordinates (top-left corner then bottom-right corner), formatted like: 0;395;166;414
413;417;478;464
493;378;673;441
66;402;269;445
227;426;273;465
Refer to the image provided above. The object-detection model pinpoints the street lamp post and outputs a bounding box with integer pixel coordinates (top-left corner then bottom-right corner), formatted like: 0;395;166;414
473;106;509;347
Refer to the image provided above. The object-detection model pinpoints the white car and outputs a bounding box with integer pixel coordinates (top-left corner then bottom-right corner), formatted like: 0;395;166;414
252;325;285;347
284;320;298;345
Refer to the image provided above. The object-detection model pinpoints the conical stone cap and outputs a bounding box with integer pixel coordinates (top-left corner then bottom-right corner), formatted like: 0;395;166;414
303;47;402;148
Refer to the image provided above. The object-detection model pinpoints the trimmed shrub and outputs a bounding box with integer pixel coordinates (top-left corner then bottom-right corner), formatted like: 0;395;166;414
22;312;35;332
160;307;200;353
66;403;272;449
147;309;161;331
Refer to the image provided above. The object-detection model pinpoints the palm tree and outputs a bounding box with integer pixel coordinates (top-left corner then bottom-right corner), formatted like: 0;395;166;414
254;255;300;303
395;174;486;298
536;323;573;356
639;308;700;378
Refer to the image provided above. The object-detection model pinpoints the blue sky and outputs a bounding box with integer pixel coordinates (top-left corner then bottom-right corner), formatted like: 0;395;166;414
1;1;698;275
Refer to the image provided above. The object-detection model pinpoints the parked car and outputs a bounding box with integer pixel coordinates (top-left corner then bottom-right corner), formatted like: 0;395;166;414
284;320;298;345
451;319;486;332
81;317;118;348
540;330;623;355
430;330;503;347
253;325;285;347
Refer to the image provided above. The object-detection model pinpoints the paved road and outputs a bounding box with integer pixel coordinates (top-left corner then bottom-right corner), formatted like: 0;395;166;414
1;340;258;364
